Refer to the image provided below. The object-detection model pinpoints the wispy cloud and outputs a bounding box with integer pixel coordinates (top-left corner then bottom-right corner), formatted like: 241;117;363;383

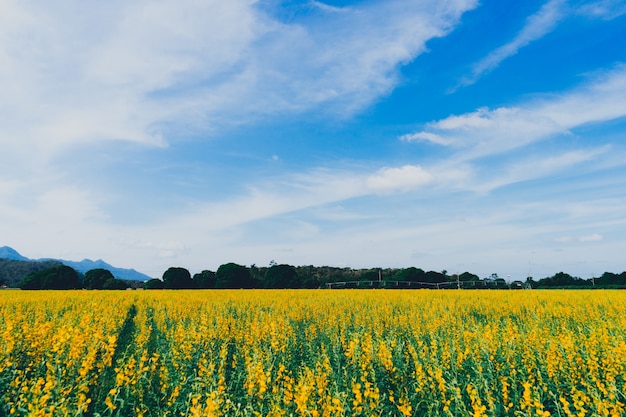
555;233;604;243
0;0;477;160
310;1;352;13
576;0;626;19
470;146;612;193
408;65;626;159
398;131;452;145
579;233;604;242
366;165;434;193
176;163;435;231
455;0;567;90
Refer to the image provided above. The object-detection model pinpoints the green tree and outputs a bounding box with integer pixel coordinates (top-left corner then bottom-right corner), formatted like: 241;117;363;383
264;264;299;288
536;272;587;288
84;268;115;290
162;267;194;289
0;259;64;288
459;272;479;282
19;265;81;290
193;270;216;289
359;269;380;282
424;270;447;283
102;278;129;290
393;267;426;282
215;263;252;289
144;279;164;289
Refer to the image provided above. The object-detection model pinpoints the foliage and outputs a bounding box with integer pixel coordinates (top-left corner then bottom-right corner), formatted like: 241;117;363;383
162;267;194;289
18;265;81;290
424;270;448;283
102;278;130;290
459;271;480;281
264;264;299;288
143;278;164;289
0;259;64;288
1;290;626;416
215;262;253;289
84;268;115;290
529;271;626;289
193;270;216;289
392;267;425;282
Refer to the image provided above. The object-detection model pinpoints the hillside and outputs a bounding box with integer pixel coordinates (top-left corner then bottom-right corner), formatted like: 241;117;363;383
0;246;151;285
0;258;64;288
0;246;29;261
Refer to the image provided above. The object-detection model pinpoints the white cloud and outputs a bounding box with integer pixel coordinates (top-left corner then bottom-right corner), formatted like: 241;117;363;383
456;0;566;89
398;131;452;145
124;164;434;247
555;233;604;243
576;0;626;19
0;0;477;161
472;146;611;192
115;238;188;260
405;65;626;160
366;165;434;193
0;0;260;151
579;233;603;242
310;1;351;13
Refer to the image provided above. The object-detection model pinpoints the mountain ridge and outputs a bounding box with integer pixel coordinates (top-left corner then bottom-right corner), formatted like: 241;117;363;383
0;246;151;281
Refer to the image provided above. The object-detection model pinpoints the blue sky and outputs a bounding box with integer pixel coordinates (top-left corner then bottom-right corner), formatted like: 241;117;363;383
1;0;625;279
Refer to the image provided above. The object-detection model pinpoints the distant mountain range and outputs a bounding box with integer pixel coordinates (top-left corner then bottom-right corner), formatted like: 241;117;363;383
0;246;151;282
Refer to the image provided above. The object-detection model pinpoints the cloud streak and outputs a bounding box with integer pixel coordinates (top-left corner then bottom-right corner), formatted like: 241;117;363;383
576;0;626;19
406;64;626;160
366;165;434;193
0;0;477;158
456;0;566;89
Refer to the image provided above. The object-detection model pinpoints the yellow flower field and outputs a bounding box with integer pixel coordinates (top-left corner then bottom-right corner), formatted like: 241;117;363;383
1;290;625;416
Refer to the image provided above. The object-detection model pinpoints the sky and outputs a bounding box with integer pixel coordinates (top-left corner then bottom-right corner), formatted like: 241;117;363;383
1;0;625;280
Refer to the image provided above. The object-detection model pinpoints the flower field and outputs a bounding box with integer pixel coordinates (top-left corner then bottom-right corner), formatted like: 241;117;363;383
1;290;625;417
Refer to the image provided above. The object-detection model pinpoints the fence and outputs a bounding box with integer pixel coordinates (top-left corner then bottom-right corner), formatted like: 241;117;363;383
325;280;528;289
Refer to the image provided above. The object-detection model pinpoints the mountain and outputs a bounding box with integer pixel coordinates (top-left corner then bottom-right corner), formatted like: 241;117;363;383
0;246;151;282
0;246;29;261
56;258;151;282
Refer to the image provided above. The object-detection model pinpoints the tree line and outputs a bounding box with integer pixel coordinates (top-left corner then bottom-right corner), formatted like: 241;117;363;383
0;258;65;288
6;261;626;290
16;266;130;290
526;271;626;289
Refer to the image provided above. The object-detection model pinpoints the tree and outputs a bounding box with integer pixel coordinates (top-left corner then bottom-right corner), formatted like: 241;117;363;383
296;265;320;288
144;279;164;289
102;278;129;290
249;264;266;288
0;259;64;288
84;268;115;289
359;269;380;282
215;263;252;289
536;272;587;288
193;270;216;289
264;264;299;288
393;267;426;282
19;265;81;290
424;270;447;283
162;267;194;289
459;272;479;282
494;278;507;287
